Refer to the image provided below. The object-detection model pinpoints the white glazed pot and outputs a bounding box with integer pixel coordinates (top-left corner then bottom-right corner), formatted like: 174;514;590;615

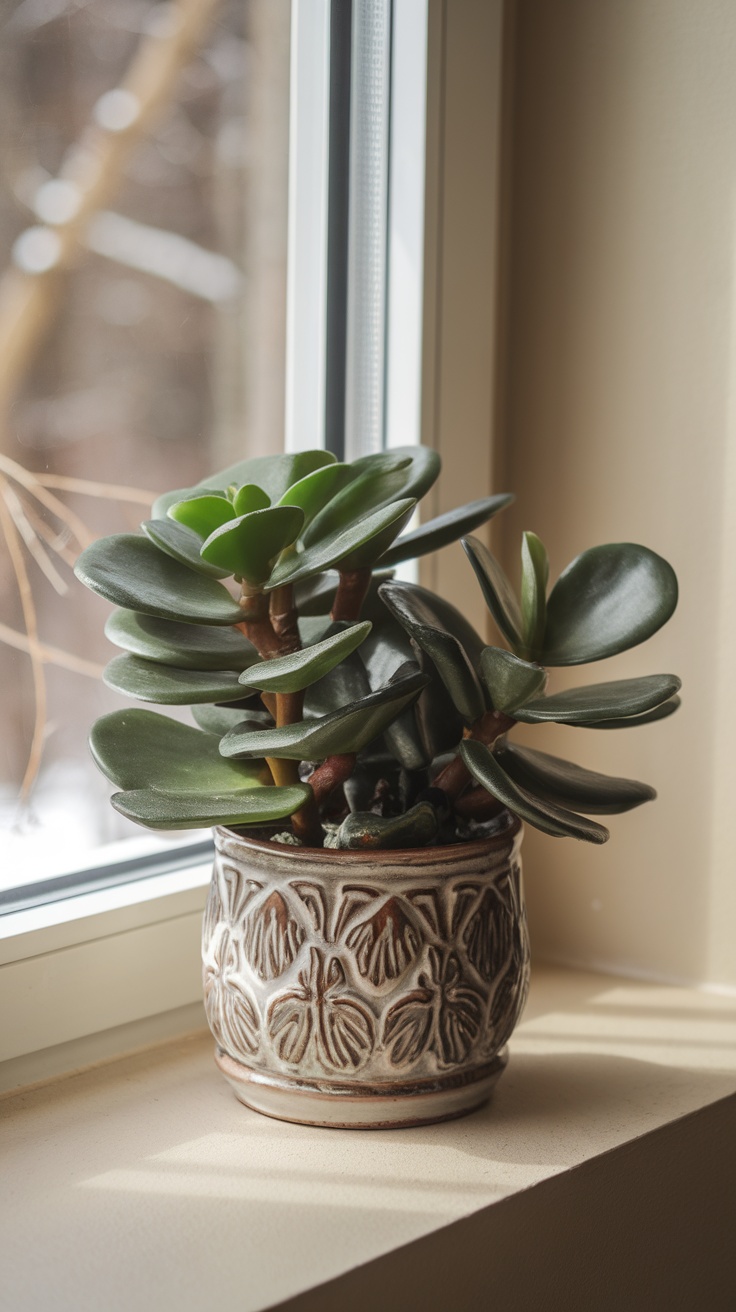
202;816;529;1128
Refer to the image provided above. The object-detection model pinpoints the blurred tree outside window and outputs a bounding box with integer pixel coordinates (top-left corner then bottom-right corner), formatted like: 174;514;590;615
0;0;292;887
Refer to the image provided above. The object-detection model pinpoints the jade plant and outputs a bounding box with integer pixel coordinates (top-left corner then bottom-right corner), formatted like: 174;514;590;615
74;446;680;850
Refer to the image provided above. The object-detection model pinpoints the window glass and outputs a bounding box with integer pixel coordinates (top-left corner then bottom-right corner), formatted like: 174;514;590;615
0;0;291;888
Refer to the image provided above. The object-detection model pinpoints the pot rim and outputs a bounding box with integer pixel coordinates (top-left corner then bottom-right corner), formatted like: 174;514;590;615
214;810;522;866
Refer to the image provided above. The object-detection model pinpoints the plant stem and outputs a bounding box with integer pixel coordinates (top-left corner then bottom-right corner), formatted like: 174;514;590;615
433;710;516;803
237;586;281;659
454;787;506;821
308;754;357;807
269;583;300;653
331;568;371;622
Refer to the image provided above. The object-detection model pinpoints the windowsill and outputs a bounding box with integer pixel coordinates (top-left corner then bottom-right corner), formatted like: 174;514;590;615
0;865;211;1083
2;964;735;1311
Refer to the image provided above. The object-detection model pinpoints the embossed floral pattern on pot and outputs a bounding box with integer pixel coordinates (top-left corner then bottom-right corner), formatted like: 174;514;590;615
202;817;529;1127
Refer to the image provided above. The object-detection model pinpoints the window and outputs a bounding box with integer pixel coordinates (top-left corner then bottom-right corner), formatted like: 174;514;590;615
0;0;434;911
0;0;292;897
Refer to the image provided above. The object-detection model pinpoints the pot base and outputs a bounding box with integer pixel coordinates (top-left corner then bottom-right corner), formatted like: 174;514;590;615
214;1047;509;1129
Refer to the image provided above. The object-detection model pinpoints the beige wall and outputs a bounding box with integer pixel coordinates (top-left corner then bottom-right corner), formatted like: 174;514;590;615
497;0;736;986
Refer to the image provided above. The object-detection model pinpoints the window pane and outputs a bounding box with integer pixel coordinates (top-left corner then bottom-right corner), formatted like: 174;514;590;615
0;0;291;889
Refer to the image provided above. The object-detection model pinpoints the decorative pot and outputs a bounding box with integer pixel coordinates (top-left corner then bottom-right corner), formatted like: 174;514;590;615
202;815;529;1128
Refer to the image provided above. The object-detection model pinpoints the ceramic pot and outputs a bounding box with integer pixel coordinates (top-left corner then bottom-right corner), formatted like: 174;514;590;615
202;815;529;1128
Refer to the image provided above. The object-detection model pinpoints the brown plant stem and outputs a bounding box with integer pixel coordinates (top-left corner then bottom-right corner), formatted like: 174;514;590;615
331;568;371;622
307;754;357;808
290;792;324;846
237;588;281;660
269;583;300;653
454;787;506;822
433;710;516;803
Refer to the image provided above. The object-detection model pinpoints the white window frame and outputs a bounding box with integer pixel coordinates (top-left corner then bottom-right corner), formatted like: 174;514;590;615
0;0;510;1090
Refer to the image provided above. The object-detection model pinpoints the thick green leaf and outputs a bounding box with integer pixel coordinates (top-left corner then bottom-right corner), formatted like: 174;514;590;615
379;495;514;568
520;531;548;659
232;483;271;516
480;647;547;713
462;535;524;652
105;610;257;672
335;802;439;850
350;445;441;506
104;654;247;704
498;742;656;814
341;501;419;570
200;506;305;584
111;784;311;830
90;709;270;791
168;495;236;538
141;518;230;578
303;650;372;718
304;446;440;546
542;543;679;665
277;463;354;526
151;486;196;520
221;669;429;761
370;582;486;671
192;704;272;736
197;450;336;502
514;674;681;725
356;622;431;768
241;622;372;693
460;740;609;844
74;535;243;626
266;499;416;588
578;696;681;729
379;580;486;724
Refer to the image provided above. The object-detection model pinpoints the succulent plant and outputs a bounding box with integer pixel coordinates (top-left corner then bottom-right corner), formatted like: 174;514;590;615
75;446;680;850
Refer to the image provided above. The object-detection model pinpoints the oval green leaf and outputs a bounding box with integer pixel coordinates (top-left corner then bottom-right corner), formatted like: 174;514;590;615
514;674;682;725
75;534;243;626
480;647;547;713
192;704;272;736
111;784;312;830
380;494;514;568
198;450;336;502
577;696;682;729
221;669;429;761
240;621;372;693
303;446;440;547
200;505;305;584
462;535;524;652
460;740;609;844
232;483;271;517
266;499;416;588
142;518;230;578
542;543;679;665
103;654;247;704
105;610;257;672
90;709;271;792
497;742;656;814
277;463;354;527
168;495;236;539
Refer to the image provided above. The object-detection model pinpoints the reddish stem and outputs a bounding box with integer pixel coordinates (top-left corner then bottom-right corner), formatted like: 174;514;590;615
454;786;506;821
433;710;516;802
331;568;371;622
308;753;357;807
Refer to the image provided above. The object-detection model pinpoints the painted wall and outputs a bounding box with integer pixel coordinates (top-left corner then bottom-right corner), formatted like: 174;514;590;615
499;0;736;986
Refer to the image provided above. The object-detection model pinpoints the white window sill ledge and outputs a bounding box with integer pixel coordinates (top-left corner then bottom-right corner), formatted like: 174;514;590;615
2;964;735;1312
